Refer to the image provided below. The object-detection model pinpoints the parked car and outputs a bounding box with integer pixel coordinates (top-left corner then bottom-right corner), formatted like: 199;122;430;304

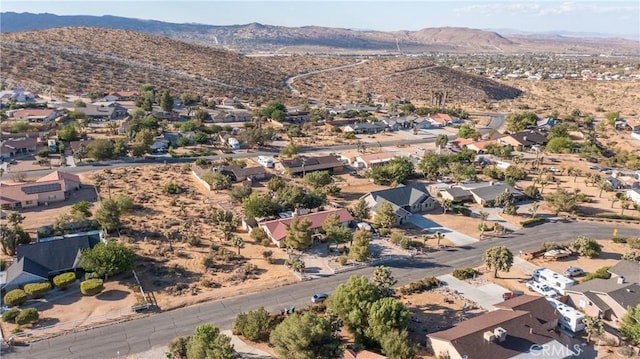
502;290;525;301
311;293;329;303
563;266;584;278
526;280;557;297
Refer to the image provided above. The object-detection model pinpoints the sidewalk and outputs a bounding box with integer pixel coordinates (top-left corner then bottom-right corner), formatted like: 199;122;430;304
407;214;477;246
513;256;541;276
223;330;273;359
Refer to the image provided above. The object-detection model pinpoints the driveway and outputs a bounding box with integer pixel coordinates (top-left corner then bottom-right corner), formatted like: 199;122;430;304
407;214;477;246
438;274;508;311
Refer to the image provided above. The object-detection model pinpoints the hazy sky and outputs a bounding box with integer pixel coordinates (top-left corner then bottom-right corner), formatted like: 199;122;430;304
2;0;639;36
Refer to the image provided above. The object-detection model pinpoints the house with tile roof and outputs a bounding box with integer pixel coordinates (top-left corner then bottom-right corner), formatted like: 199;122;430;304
427;113;456;127
427;306;576;359
565;260;640;328
10;108;59;122
259;208;353;247
1;232;104;290
0;171;81;210
362;184;437;226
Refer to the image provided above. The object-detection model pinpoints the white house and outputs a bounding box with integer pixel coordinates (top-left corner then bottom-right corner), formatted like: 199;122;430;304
627;188;640;205
257;155;275;168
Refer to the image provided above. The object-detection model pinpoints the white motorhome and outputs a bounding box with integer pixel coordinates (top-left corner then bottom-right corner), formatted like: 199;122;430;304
257;155;275;168
546;298;585;333
532;268;576;295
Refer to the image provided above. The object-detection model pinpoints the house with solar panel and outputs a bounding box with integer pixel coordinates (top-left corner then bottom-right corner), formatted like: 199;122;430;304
0;171;81;210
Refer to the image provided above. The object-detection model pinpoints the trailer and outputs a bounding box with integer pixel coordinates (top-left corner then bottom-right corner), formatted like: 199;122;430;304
547;298;585;333
532;268;576;295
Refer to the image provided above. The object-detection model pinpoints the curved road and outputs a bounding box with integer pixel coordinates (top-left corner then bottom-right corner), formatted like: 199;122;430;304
7;221;636;359
285;59;369;96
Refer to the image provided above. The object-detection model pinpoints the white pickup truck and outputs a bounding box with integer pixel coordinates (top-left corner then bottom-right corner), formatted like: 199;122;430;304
526;280;558;297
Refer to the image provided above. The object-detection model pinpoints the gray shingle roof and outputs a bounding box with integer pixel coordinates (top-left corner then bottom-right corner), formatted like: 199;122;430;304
16;234;102;275
4;257;49;285
608;260;640;284
469;183;523;202
369;184;430;208
608;284;640;309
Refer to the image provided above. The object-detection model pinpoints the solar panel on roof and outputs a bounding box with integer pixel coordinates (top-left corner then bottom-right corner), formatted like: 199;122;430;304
21;183;62;194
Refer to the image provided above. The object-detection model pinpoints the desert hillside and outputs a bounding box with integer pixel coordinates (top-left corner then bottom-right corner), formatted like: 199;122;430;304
0;27;524;104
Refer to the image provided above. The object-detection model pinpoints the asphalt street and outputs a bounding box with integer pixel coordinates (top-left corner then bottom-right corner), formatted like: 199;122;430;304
6;221;637;359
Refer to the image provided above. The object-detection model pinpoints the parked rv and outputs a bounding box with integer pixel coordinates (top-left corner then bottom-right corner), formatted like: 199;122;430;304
532;268;576;295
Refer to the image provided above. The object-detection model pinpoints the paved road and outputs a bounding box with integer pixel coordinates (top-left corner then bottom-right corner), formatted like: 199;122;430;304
7;221;636;359
285;59;369;95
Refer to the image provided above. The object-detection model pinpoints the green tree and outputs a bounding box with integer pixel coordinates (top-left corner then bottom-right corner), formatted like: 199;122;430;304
351;198;370;221
373;201;396;229
167;336;189;359
94;199;121;232
349;229;370;262
269;312;341;359
379;329;415;359
0;224;31;256
545;136;573;153
160;90;174;112
11;121;31;133
71;201;92;219
372;265;397;297
242;193;277;219
604;111;619;125
482;246;513;278
619;304;640;345
367;297;409;342
367;157;414;185
80;241;136;279
113;138;128;158
304;171;333;188
284;217;312;250
87;139;115;160
15;307;39;325
326;275;381;340
234;306;273;342
280;143;299;157
200;171;231;190
435;134;449;152
238;127;276;148
547;123;569;140
261;101;287;120
186;323;235;359
6;211;24;226
505;112;538;132
456;124;479;139
58;123;80;141
267;176;287;192
322;214;352;248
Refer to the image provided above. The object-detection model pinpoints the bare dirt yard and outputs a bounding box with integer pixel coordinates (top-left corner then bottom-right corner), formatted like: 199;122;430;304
86;164;298;310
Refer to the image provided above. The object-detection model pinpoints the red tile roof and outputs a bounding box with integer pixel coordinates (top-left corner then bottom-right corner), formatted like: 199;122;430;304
430;113;454;123
36;170;81;184
12;109;56;119
260;208;353;242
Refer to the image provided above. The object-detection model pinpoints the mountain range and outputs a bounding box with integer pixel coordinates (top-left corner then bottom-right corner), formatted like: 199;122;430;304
2;12;638;55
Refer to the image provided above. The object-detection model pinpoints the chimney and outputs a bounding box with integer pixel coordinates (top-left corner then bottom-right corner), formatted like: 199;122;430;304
483;331;496;343
617;276;625;284
494;327;507;342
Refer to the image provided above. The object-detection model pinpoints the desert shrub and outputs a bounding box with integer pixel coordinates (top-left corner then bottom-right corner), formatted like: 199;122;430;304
194;158;211;167
15;307;39;325
187;237;202;247
202;255;215;269
262;250;273;264
2;308;20;322
4;289;27;306
163;182;184;195
400;276;440;295
612;237;628;244
584;266;611;281
541;241;564;251
337;255;349;266
379;228;391;237
85;272;101;280
627;238;640;249
622;251;640;263
23;282;52;298
570;236;602;258
453;268;480;280
399;237;413;249
201;279;219;288
390;232;405;246
251;227;269;242
80;279;104;296
520;217;546;227
10;328;23;334
260;238;272;247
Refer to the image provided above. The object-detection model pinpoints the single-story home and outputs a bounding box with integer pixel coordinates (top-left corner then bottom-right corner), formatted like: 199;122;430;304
79;104;128;121
427;113;456;127
342;122;387;134
428;300;575;359
627;188;640;205
499;130;548;149
259;208;354;247
439;187;475;203
10;108;59;122
354;153;395;168
566;260;640;328
463;182;525;205
102;91;139;102
363;184;438;226
1;231;104;290
279;155;344;176
0;171;81;210
0;89;36;103
0;136;37;159
220;165;269;183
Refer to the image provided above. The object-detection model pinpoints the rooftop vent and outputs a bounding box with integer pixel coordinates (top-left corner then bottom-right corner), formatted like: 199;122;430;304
617;276;626;284
494;327;507;342
483;331;496;343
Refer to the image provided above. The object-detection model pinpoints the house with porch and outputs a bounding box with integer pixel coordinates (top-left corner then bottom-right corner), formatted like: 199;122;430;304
259;208;353;247
362;184;438;226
